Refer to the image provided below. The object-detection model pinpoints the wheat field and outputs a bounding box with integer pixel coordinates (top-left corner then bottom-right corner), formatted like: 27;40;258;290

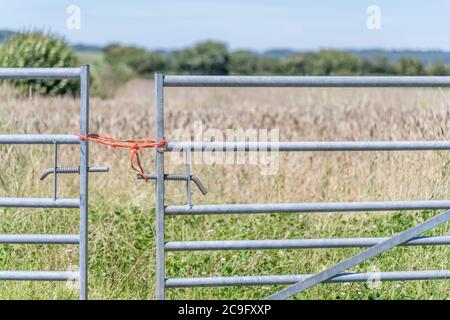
0;79;449;299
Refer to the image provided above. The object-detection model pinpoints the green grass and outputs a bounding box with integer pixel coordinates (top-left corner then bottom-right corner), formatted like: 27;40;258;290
1;194;448;299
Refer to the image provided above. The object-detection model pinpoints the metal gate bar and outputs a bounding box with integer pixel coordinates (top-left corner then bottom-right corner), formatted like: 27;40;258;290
0;198;80;208
154;74;450;300
0;235;79;244
0;271;78;281
165;235;450;251
166;270;450;287
164;75;450;87
154;73;165;300
0;135;80;144
167;141;450;151
0;66;90;300
165;201;450;214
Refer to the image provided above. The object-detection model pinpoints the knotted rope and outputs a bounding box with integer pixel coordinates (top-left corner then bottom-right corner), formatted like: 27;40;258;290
77;133;166;179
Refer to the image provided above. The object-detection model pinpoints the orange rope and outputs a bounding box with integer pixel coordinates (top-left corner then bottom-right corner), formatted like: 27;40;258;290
77;133;166;179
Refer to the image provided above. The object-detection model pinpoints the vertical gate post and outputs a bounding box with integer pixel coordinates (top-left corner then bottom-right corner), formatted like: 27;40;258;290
155;72;165;299
79;65;90;300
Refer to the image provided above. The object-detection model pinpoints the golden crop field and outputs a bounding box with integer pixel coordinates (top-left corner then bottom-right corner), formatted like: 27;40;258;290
0;79;449;299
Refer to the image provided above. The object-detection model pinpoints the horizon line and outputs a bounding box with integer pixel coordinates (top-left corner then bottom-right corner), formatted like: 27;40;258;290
2;29;450;53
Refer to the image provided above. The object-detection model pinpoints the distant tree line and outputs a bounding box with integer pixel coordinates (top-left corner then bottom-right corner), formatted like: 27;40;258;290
2;30;450;98
104;41;450;77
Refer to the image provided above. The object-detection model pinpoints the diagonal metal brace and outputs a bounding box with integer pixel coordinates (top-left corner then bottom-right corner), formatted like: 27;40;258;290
137;173;208;195
265;209;450;300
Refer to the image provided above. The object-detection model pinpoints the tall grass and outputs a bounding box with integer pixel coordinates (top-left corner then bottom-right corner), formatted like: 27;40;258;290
0;80;449;299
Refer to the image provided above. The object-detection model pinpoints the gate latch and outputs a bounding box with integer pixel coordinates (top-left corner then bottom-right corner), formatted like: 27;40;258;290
137;150;205;208
137;173;207;195
39;141;110;200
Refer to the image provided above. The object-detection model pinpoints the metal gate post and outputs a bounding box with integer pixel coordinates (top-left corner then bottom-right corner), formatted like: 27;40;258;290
79;65;90;300
154;72;166;299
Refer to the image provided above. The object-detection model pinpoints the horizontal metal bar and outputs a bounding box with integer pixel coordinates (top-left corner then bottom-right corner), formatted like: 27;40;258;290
0;271;79;281
166;141;450;152
165;235;450;251
0;68;81;79
166;270;450;288
165;200;450;215
0;198;79;208
0;134;79;145
163;76;450;88
0;234;79;244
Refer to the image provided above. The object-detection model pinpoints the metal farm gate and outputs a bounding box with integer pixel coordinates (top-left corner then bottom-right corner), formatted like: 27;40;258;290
153;74;450;300
0;66;106;300
2;69;450;300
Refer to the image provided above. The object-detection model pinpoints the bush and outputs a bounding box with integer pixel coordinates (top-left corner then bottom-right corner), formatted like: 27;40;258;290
229;51;259;75
362;56;395;75
89;59;135;99
282;55;307;75
302;50;364;75
256;56;285;75
170;41;229;75
394;57;425;76
428;61;450;76
104;44;165;76
0;31;79;96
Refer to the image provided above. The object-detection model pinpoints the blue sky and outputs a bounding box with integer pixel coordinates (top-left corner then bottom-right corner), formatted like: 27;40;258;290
0;0;449;51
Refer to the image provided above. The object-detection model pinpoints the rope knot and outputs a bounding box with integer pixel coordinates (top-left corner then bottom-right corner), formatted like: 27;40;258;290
77;132;166;179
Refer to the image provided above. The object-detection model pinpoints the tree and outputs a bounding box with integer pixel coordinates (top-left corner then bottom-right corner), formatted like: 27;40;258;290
303;50;363;75
362;56;395;75
428;61;450;76
171;41;229;75
228;51;258;75
104;44;166;76
0;31;79;96
256;56;285;75
282;55;306;75
394;57;425;75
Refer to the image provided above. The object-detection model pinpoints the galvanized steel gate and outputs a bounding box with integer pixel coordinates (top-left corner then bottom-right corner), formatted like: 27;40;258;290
2;69;449;300
154;74;450;300
0;66;92;300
